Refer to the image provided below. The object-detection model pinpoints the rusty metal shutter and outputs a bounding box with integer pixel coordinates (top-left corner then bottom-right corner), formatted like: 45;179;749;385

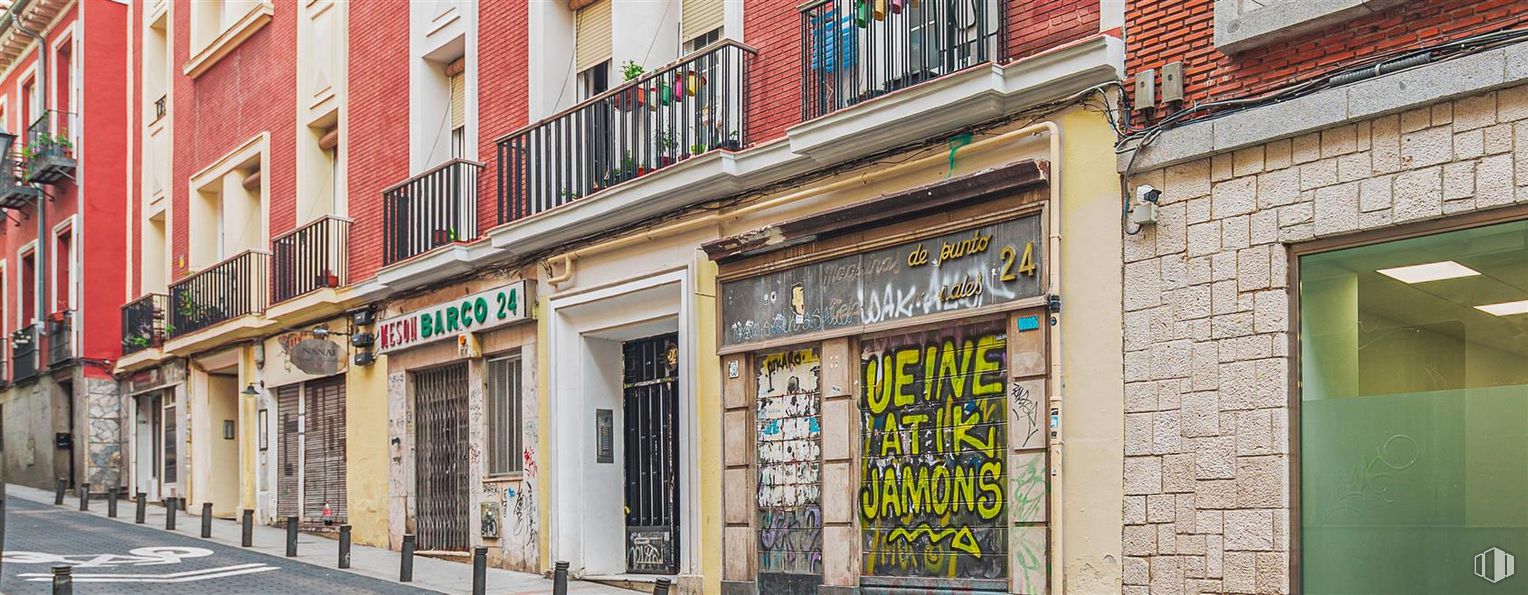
303;376;347;525
574;0;612;73
276;384;301;521
681;0;723;44
414;363;471;551
858;320;1010;587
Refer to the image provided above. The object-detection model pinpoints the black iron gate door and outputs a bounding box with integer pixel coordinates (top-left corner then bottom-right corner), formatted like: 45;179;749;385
414;363;471;551
623;334;681;574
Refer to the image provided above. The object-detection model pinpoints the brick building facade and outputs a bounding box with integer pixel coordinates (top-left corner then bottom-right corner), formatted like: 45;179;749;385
1121;1;1528;592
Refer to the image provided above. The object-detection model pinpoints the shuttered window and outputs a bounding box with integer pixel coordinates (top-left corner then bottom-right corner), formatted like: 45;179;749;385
303;376;347;524
276;385;301;520
449;72;465;130
682;0;723;44
574;0;612;73
487;355;524;475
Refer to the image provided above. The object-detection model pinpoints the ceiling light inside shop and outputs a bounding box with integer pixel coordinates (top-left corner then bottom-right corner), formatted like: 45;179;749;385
1376;261;1481;284
1476;300;1528;317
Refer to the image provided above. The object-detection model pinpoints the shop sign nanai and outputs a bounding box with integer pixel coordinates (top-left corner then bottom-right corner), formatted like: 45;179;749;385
377;281;531;354
720;215;1043;346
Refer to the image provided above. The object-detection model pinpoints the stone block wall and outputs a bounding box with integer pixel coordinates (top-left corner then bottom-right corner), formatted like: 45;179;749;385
1119;82;1528;594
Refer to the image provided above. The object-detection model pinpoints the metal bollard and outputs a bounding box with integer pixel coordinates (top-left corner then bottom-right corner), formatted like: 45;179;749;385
653;577;672;595
54;478;65;505
78;483;89;511
201;502;213;538
339;525;352;569
472;546;488;595
241;509;253;547
552;560;569;595
165;497;177;530
134;493;146;524
286;516;299;557
51;564;72;595
107;489;118;518
400;534;416;582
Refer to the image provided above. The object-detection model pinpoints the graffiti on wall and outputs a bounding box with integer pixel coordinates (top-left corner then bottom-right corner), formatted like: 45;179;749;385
757;349;825;592
860;323;1008;580
721;216;1043;347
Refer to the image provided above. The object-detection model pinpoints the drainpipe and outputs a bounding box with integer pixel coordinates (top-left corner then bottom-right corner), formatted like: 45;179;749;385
11;0;45;343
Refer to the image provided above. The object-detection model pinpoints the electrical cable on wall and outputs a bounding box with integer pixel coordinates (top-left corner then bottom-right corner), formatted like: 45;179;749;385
1115;25;1528;236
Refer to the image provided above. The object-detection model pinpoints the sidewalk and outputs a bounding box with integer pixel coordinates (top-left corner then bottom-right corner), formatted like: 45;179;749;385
3;484;635;595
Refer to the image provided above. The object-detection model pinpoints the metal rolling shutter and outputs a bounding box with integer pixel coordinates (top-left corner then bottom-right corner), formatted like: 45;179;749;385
574;0;612;73
414;363;471;551
302;376;347;525
682;0;723;43
276;385;301;521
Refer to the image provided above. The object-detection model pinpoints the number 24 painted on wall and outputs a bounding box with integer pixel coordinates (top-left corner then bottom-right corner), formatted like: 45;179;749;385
999;242;1037;282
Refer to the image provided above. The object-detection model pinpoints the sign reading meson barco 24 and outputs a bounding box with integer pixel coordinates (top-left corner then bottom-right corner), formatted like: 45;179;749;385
721;215;1043;347
377;281;531;354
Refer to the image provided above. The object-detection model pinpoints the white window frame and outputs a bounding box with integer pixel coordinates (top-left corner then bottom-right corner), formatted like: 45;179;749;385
50;215;76;317
16;241;35;328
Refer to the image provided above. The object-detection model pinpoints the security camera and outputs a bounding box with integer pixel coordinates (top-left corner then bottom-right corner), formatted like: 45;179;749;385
1131;185;1160;226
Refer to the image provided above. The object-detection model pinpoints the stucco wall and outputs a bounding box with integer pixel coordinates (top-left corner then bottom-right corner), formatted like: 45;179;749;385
1119;83;1528;594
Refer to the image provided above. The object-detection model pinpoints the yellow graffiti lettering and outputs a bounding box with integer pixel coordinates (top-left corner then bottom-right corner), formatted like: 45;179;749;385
879;414;903;457
894;348;919;408
880;468;901;518
899;413;928;455
864;357;891;414
977;460;1004;520
885;525;984;559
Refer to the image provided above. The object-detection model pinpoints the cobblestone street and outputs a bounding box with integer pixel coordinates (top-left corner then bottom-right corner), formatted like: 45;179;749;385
0;495;431;594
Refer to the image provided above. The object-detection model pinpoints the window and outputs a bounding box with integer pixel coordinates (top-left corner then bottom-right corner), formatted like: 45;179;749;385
53;227;70;314
448;61;466;159
55;39;71;141
573;0;612;88
1298;218;1528;592
578;61;610;100
486;355;523;475
686;27;722;53
19;249;35;325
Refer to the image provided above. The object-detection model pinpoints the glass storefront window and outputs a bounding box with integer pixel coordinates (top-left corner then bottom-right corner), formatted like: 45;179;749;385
1300;219;1528;592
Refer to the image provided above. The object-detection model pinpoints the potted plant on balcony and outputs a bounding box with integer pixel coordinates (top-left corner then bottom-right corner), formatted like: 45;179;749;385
316;269;340;288
47;311;66;324
22;133;76;184
432;228;458;245
720;130;742;151
657;132;679;167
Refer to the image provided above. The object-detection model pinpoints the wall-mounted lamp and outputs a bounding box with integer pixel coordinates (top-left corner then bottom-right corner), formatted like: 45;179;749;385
242;383;260;399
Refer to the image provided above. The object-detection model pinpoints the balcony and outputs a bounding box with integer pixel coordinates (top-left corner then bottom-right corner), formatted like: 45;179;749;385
0;153;39;209
272;216;350;303
168;251;270;338
799;0;1006;121
12;326;37;384
383;159;483;266
495;40;755;224
122;293;168;355
47;311;72;367
23;110;76;185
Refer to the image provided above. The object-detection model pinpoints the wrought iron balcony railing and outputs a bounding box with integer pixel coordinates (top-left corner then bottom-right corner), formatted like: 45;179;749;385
495;40;755;223
800;0;1006;120
122;293;168;355
12;325;37;383
154;95;168;121
0;152;39;209
47;311;72;367
24;109;76;184
383;159;483;265
168;251;270;338
272;216;350;303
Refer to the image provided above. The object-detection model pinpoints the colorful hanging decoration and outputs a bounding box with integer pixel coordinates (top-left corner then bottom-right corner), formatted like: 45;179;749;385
889;0;903;14
854;0;868;27
873;0;885;20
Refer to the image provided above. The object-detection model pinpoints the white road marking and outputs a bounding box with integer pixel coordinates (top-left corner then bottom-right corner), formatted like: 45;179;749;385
20;563;280;583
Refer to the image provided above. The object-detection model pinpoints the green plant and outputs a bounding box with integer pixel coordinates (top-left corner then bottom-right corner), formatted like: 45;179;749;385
21;133;72;160
163;322;176;336
622;60;646;81
690;143;707;154
126;334;150;348
657;131;679;152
